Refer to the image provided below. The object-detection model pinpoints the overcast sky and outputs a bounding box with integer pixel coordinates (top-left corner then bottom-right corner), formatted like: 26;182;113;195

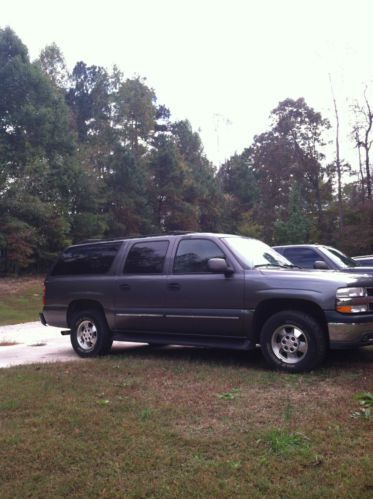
2;0;373;167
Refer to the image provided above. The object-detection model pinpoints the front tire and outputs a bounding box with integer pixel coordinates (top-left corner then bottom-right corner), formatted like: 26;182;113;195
70;309;113;358
260;310;327;372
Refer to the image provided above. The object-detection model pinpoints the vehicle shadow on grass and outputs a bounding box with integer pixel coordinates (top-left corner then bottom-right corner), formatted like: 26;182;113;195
111;343;267;369
109;342;373;372
323;346;373;369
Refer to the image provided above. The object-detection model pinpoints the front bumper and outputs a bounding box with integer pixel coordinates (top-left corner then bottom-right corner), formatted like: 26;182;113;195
327;312;373;348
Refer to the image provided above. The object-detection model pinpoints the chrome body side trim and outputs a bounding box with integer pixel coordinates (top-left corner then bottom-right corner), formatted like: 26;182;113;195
116;313;163;318
165;315;239;320
115;313;240;320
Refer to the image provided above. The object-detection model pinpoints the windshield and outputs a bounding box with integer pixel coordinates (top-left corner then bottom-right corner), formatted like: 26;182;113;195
322;246;357;269
223;237;294;269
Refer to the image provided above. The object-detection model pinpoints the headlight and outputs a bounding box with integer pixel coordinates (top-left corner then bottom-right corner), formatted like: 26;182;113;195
336;287;368;313
336;287;366;299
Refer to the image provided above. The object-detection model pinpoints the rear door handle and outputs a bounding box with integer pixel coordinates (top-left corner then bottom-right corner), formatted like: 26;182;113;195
120;283;130;291
168;282;180;290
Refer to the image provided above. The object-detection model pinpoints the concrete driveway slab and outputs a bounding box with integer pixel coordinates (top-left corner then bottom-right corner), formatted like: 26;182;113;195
0;322;78;368
0;322;143;368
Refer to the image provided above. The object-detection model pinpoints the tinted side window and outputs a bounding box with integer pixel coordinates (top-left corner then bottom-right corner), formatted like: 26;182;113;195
123;241;169;274
174;239;225;273
283;248;324;269
52;243;122;276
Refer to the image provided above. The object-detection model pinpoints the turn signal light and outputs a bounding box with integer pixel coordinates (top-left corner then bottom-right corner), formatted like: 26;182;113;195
336;304;368;314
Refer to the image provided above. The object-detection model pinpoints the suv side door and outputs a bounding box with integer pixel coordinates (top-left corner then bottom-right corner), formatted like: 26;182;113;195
114;239;170;332
164;237;246;336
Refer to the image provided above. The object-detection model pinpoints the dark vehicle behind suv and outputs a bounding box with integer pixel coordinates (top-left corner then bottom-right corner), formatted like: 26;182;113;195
41;233;373;372
274;244;373;274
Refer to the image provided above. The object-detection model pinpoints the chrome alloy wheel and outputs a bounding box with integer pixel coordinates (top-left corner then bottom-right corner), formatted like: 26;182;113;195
271;324;308;364
76;320;98;352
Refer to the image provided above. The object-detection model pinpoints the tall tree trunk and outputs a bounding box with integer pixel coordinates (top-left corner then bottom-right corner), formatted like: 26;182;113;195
329;75;343;228
315;178;324;237
355;132;365;201
365;144;371;200
363;90;372;200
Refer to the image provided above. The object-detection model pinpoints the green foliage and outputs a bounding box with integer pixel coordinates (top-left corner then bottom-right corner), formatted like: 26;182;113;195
0;218;37;272
335;198;373;255
140;408;152;421
218;151;259;235
114;76;157;155
1;28;372;273
0;28;78;272
351;392;373;420
105;146;154;235
70;213;107;242
236;211;263;239
219;98;334;244
35;42;69;89
263;429;310;455
66;61;112;143
273;186;310;244
217;388;240;400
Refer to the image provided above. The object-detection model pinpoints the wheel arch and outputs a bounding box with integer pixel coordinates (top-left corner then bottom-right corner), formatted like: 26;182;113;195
67;300;106;329
252;299;329;343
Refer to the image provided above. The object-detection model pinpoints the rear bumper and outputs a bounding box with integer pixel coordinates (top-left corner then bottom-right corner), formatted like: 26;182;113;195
328;319;373;349
40;307;68;328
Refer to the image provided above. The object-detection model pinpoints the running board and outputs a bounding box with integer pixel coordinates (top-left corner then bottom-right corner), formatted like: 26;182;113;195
111;332;255;351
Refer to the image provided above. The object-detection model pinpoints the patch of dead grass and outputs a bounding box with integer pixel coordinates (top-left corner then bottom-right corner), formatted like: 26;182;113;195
0;341;19;347
0;276;44;297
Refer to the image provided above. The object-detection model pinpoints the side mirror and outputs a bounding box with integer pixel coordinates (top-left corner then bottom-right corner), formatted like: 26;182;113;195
313;260;329;270
207;258;233;275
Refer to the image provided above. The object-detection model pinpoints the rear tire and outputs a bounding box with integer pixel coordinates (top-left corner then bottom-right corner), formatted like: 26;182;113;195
70;309;112;358
260;310;327;373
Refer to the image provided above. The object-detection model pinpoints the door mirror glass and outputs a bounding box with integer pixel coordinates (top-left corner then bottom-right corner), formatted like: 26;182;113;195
208;258;229;273
313;260;329;270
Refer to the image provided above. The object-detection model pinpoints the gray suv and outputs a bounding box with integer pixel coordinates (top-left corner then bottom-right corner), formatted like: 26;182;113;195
40;233;373;372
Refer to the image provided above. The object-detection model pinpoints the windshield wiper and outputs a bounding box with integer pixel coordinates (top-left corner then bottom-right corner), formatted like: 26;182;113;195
254;263;284;268
254;263;302;269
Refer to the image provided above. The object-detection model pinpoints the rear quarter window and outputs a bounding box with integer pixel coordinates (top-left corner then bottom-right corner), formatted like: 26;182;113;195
123;241;169;274
51;242;122;276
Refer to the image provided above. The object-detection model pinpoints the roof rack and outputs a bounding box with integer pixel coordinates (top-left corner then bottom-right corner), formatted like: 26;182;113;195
76;231;195;245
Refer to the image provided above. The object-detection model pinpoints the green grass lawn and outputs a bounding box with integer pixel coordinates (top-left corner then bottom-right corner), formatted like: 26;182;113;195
0;346;372;498
0;277;44;325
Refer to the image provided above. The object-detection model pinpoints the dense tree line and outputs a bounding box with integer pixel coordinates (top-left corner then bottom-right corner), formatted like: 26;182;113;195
0;28;372;273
